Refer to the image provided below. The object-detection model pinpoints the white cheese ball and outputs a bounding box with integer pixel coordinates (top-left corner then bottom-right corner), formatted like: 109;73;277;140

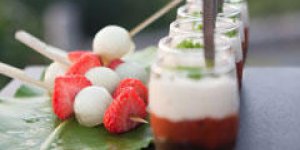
44;62;67;88
85;67;120;93
74;86;113;127
93;25;135;61
115;62;148;84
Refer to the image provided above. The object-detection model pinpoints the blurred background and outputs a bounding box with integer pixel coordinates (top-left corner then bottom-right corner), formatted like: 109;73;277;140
0;0;300;88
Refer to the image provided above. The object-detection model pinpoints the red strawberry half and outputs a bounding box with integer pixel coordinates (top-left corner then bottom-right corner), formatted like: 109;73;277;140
103;88;147;134
53;75;92;120
68;50;93;63
107;59;124;70
66;53;102;75
113;78;148;105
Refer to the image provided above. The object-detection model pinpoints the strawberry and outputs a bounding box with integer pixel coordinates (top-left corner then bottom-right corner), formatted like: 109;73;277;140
68;50;93;62
103;88;147;134
66;53;102;75
107;59;124;70
113;78;148;105
53;75;92;120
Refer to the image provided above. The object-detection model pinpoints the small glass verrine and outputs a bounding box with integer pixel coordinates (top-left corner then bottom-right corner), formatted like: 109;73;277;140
149;35;240;150
177;3;248;62
224;0;249;61
169;18;244;88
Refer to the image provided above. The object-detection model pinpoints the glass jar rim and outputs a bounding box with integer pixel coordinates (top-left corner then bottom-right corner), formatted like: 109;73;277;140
187;0;245;4
170;18;240;35
158;34;231;56
156;35;234;75
177;3;240;19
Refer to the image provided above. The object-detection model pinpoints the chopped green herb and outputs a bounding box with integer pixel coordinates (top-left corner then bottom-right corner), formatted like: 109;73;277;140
176;66;203;80
225;30;238;38
192;11;202;18
193;23;203;31
229;16;238;22
176;40;204;49
187;71;203;80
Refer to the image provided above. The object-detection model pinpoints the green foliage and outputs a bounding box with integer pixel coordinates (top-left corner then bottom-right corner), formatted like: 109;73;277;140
248;0;300;17
0;0;48;88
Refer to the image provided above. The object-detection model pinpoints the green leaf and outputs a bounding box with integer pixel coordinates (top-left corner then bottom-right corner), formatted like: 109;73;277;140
0;96;153;150
14;85;46;97
0;96;56;149
53;120;152;150
123;46;158;74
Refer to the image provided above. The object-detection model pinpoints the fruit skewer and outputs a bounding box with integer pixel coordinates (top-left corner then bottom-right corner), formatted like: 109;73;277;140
15;0;183;66
0;61;148;123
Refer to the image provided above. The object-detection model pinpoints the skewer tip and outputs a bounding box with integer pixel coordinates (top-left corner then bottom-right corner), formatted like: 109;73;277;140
130;117;149;124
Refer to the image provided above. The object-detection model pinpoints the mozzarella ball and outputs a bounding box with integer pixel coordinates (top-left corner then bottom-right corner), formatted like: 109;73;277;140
85;67;120;93
44;62;67;88
93;25;135;61
115;62;148;84
74;86;113;127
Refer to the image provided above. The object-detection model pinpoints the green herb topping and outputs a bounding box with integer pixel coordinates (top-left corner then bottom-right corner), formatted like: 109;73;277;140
225;30;238;38
192;23;203;31
177;66;203;80
176;40;204;49
192;11;202;18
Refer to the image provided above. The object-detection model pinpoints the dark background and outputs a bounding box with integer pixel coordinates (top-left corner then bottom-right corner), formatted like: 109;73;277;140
0;0;300;88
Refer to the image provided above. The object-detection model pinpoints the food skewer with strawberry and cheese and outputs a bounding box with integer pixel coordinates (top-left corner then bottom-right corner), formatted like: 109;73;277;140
12;29;150;130
0;62;148;132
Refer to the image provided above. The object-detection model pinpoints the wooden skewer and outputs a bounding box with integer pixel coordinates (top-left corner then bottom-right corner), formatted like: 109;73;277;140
0;62;52;91
129;0;183;37
15;31;71;67
130;116;149;124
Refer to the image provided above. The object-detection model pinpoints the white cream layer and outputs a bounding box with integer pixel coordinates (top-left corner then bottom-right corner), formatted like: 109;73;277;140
149;75;239;122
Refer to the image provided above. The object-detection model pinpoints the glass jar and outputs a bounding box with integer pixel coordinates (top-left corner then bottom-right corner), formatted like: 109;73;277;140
149;35;240;150
169;18;244;88
182;0;249;61
224;0;249;61
176;3;247;62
